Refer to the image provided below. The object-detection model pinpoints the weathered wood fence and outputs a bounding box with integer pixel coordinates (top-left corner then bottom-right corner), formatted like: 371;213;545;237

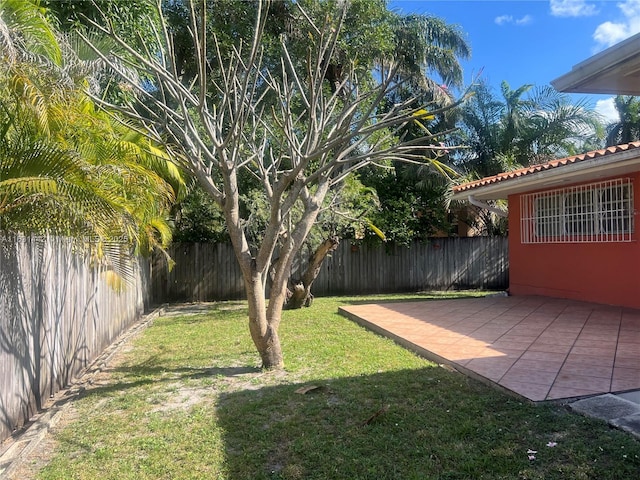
152;237;508;303
0;235;149;443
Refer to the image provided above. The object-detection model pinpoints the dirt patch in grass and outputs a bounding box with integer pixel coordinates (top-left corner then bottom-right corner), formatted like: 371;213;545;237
146;381;228;413
5;331;143;480
4;306;202;479
4;303;283;479
6;409;77;480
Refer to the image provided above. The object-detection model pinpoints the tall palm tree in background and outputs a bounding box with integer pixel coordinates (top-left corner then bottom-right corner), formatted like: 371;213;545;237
453;79;603;235
356;8;471;245
383;11;470;102
605;95;640;146
498;82;534;156
521;85;604;163
456;79;603;177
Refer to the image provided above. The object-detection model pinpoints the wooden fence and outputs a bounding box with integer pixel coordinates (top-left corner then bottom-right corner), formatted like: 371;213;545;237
152;237;508;303
0;235;149;443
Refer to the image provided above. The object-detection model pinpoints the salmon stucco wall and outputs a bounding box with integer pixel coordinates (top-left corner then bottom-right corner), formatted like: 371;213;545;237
508;173;640;309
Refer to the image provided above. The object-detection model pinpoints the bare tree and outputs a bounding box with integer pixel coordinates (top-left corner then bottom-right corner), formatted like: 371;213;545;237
83;0;463;369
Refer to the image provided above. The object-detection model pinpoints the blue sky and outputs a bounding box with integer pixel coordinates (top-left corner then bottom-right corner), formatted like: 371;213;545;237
390;0;640;123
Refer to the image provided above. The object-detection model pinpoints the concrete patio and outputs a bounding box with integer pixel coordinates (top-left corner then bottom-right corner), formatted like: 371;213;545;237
339;295;640;402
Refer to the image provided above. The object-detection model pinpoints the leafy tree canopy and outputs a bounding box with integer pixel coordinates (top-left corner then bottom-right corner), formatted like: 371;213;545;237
455;79;604;178
42;0;159;45
605;95;640;147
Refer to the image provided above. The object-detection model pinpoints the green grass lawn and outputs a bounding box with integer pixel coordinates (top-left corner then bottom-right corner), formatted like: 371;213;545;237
38;292;640;480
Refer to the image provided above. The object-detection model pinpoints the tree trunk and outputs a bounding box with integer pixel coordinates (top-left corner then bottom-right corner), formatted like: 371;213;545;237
285;236;339;309
245;271;284;369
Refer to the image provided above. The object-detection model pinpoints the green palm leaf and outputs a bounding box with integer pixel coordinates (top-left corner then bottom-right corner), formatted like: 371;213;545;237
0;0;61;64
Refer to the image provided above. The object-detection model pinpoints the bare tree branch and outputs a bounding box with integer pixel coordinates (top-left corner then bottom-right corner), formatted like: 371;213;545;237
81;0;466;369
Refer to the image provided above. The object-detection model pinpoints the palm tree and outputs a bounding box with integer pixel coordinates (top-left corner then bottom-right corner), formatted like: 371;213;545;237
376;8;470;202
0;67;182;248
498;81;534;155
457;79;603;176
457;81;512;177
605;95;640;146
0;0;61;64
454;80;603;235
520;85;603;163
0;0;184;255
386;12;470;97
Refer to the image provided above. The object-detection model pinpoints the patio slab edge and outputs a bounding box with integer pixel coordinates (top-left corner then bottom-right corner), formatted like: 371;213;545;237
339;306;452;365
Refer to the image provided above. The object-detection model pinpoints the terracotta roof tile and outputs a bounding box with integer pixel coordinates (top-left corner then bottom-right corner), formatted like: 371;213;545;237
452;142;640;193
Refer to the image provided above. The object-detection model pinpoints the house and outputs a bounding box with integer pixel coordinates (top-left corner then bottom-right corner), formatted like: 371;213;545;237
451;32;640;309
451;143;640;308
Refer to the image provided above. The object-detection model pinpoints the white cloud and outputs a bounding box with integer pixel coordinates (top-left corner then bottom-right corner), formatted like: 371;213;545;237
495;14;533;26
619;0;640;17
595;97;620;125
550;0;599;17
516;15;533;26
593;21;634;47
495;15;513;25
593;0;640;48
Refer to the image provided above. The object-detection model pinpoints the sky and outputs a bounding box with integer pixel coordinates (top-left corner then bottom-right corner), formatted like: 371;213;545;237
390;0;640;124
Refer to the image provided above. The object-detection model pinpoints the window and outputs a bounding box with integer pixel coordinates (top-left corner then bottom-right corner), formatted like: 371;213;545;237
534;194;563;237
600;185;633;234
564;190;596;236
520;178;634;243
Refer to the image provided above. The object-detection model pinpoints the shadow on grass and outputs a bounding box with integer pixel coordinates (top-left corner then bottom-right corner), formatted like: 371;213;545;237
43;349;640;478
160;302;248;318
37;296;640;480
215;367;640;480
333;291;496;307
77;365;261;400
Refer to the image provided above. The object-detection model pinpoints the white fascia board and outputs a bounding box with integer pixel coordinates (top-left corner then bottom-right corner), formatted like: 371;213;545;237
552;32;640;93
450;149;640;202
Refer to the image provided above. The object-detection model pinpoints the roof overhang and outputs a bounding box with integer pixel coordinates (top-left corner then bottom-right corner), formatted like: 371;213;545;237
450;147;640;201
551;32;640;95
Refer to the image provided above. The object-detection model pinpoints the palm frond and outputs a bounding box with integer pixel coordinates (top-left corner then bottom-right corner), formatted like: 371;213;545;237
0;176;57;194
0;0;61;64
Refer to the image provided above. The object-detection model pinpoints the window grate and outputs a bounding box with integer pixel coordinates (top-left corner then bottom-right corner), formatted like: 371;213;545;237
520;178;634;244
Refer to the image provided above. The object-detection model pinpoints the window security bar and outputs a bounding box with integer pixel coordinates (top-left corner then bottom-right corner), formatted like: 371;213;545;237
520;178;634;244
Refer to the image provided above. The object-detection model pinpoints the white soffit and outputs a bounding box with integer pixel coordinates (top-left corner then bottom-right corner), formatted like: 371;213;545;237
552;32;640;95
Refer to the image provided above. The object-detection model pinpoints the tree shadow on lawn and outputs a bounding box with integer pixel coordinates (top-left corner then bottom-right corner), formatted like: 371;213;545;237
216;367;640;480
76;365;261;400
336;291;493;306
160;301;248;318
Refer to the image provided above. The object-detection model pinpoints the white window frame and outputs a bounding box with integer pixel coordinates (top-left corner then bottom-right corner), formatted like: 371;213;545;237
520;178;634;243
